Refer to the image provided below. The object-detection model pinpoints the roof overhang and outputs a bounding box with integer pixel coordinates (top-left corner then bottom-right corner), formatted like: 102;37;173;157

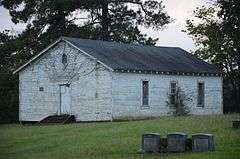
114;69;223;77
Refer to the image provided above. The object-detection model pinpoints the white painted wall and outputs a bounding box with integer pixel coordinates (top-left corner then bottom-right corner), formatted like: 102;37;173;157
70;64;112;121
112;73;222;120
19;41;112;121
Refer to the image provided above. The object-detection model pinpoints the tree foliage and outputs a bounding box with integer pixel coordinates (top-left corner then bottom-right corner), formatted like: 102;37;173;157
185;0;240;112
0;0;171;70
0;68;18;123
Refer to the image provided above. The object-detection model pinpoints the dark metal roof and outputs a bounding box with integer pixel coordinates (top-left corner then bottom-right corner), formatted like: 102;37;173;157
63;37;222;74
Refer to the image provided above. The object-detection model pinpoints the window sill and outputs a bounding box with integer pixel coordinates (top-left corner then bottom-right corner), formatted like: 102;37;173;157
141;105;150;109
197;105;204;108
169;106;175;109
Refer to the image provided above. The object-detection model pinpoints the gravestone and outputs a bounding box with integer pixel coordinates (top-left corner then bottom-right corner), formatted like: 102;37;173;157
233;120;240;129
167;132;187;152
192;133;214;152
142;133;161;153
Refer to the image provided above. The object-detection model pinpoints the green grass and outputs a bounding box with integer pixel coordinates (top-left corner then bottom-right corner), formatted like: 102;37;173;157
0;114;240;159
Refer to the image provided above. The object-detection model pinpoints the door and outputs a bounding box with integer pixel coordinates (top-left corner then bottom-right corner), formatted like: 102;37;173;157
59;84;71;114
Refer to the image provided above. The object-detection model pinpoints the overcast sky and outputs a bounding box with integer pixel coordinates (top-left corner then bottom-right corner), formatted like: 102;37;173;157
0;0;210;52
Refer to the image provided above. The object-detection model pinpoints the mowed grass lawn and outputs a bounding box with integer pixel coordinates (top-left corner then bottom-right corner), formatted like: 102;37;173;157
0;114;240;159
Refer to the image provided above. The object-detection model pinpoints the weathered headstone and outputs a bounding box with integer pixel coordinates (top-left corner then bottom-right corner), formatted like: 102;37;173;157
192;133;214;152
167;132;187;152
233;120;240;129
142;133;161;153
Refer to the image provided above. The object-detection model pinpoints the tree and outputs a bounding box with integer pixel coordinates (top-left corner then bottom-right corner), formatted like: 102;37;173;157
0;0;171;70
40;42;96;85
185;0;240;112
0;70;18;123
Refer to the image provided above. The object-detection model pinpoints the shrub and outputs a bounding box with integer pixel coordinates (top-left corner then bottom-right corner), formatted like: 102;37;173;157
166;87;190;116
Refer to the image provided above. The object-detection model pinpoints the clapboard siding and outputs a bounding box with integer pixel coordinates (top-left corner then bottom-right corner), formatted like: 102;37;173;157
112;73;222;120
19;42;112;121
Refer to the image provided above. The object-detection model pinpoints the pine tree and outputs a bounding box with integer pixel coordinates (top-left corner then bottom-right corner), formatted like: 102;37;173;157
1;0;171;69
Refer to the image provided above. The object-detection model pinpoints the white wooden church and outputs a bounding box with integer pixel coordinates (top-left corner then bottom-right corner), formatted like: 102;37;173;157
14;37;223;122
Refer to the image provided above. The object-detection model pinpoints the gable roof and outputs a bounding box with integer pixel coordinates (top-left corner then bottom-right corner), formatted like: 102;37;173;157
14;36;222;75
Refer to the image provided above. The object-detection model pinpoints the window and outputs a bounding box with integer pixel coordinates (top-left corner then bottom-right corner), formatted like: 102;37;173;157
62;53;67;65
39;87;44;92
170;81;177;105
197;82;205;107
142;81;149;106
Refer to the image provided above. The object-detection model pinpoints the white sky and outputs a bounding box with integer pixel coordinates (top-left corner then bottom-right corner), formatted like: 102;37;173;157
0;0;210;51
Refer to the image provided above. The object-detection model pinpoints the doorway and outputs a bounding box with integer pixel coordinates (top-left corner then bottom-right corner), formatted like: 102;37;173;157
59;84;71;114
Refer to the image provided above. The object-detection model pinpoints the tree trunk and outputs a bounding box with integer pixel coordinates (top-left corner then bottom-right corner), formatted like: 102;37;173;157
101;1;109;41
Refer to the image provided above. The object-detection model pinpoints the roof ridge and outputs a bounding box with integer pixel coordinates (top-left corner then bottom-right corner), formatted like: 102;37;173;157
62;36;180;49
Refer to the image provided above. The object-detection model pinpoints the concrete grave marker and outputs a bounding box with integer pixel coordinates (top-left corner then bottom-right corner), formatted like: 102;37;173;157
233;120;240;129
142;133;161;153
192;133;214;152
167;132;187;152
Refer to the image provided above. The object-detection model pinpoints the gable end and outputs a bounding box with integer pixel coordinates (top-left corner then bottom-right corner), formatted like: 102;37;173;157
13;37;114;74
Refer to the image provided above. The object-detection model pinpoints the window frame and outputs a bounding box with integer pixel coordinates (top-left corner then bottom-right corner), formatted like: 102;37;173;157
141;80;150;107
169;81;178;105
39;87;44;92
197;81;205;107
62;53;68;65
